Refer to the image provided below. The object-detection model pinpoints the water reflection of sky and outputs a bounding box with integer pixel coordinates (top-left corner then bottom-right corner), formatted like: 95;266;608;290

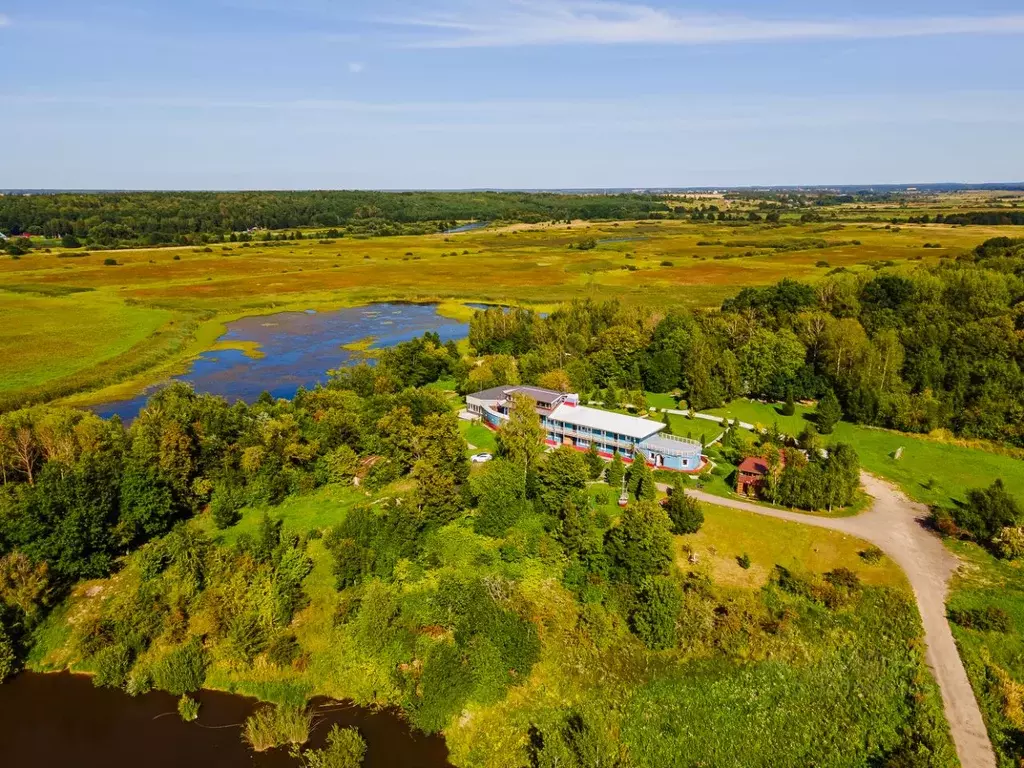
91;303;468;421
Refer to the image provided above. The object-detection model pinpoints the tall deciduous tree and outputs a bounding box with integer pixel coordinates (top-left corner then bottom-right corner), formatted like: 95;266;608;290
496;393;545;475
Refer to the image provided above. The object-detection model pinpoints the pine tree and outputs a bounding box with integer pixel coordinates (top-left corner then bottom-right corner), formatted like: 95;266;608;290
816;390;843;435
661;410;674;436
585;443;605;480
781;388;796;417
607;452;626;492
628;458;657;501
665;480;704;534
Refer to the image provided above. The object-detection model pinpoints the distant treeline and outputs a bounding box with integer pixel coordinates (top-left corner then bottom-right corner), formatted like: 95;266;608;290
0;191;670;246
909;212;1024;226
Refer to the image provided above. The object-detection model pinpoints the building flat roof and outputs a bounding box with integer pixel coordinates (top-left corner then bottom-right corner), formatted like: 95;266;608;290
465;385;517;403
549;403;664;441
467;385;565;404
644;433;703;455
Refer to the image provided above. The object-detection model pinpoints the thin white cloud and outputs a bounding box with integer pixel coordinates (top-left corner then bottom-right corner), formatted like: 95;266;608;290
384;0;1024;48
0;14;11;28
348;61;365;74
5;90;1024;129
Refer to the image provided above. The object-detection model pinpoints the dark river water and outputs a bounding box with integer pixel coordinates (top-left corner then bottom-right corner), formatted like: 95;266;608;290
0;672;452;768
92;303;469;421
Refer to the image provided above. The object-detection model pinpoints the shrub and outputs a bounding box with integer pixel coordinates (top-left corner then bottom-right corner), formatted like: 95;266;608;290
993;527;1024;560
780;389;795;417
103;258;118;266
211;481;246;529
860;546;885;564
631;576;683;650
93;643;134;689
244;704;313;752
825;567;861;590
151;638;208;695
954;480;1021;542
303;725;367;768
267;633;301;668
178;694;201;722
665;487;704;535
774;565;817;600
0;622;16;683
948;606;1012;633
660;260;674;267
410;639;474;733
737;553;751;570
173;254;181;260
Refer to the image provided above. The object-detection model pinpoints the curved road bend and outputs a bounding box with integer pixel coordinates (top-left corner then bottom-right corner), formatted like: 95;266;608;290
660;473;995;768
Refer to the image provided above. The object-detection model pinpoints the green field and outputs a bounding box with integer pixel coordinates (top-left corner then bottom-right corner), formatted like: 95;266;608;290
685;503;905;589
946;540;1024;765
460;421;498;453
0;290;174;397
700;399;1024;508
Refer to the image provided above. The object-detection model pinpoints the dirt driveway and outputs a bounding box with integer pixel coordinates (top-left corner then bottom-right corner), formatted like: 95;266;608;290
665;473;995;768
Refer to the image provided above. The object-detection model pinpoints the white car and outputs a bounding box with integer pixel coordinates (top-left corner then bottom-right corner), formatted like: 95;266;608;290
470;452;494;463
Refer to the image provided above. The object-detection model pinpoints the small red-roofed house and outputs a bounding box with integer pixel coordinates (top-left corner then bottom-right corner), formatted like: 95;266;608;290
736;454;785;497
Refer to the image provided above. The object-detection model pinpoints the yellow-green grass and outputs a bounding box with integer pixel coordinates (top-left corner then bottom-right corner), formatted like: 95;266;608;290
3;218;1018;410
945;539;1024;766
0;289;175;400
702;399;1024;507
460;421;498;453
197;484;373;546
679;503;906;590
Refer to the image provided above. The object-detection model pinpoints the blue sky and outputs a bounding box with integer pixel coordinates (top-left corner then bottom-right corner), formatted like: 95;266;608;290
2;0;1023;189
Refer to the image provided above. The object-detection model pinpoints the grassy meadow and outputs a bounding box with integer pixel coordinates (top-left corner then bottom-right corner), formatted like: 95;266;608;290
3;215;1020;410
681;503;906;590
697;399;1024;509
946;540;1024;766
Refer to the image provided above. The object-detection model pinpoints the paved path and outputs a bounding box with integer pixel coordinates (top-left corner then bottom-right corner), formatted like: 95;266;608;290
659;407;756;432
662;473;995;768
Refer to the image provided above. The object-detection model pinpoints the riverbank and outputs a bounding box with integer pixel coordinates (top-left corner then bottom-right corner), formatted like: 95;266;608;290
50;297;486;412
0;671;451;768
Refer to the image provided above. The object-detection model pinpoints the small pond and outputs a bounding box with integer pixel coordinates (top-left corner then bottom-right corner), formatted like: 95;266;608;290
0;672;452;768
92;303;469;421
444;221;490;234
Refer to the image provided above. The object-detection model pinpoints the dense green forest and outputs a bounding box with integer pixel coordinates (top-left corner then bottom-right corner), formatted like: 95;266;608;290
3;190;1021;252
0;191;670;245
467;237;1024;447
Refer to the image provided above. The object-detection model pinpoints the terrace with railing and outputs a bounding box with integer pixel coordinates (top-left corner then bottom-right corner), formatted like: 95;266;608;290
642;432;703;457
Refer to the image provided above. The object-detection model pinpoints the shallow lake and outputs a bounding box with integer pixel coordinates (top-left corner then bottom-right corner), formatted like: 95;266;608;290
0;672;452;768
444;221;489;234
92;302;469;421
